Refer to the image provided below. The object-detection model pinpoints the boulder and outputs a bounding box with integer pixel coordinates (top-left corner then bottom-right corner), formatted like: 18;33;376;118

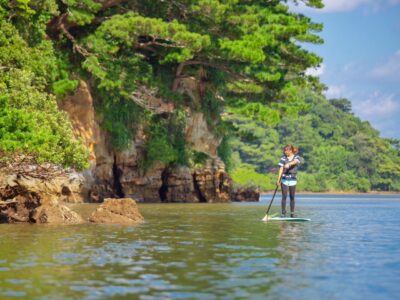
231;187;260;202
89;198;144;224
31;203;84;224
0;176;84;224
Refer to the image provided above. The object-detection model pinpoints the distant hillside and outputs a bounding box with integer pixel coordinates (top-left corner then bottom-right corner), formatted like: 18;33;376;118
227;91;400;192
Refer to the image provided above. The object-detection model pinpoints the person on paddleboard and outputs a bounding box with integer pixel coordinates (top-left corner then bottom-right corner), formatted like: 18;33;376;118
277;145;301;218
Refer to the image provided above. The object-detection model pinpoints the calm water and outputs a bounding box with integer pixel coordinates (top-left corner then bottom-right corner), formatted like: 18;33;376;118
1;194;400;299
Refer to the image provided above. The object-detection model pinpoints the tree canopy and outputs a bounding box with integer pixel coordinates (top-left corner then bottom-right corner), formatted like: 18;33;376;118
0;0;325;171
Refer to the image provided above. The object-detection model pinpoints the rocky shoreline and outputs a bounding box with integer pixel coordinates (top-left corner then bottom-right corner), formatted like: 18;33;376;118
0;80;261;224
0;161;258;224
0;167;144;224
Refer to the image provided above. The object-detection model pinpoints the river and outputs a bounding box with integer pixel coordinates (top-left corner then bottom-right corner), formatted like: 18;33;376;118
1;194;399;299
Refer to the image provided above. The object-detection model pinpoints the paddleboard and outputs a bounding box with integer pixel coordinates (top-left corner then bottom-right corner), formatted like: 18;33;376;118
263;217;310;222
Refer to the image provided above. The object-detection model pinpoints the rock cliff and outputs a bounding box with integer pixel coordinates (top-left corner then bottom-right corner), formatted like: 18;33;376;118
60;80;233;203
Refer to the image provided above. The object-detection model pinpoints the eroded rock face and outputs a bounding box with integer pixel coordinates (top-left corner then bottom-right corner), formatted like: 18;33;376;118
0;171;88;203
231;187;260;202
117;152;165;203
0;173;84;224
185;112;221;156
61;79;233;203
176;77;221;157
86;125;232;203
89;198;144;224
161;166;198;203
85;122;166;203
0;185;42;223
193;158;232;203
60;80;101;167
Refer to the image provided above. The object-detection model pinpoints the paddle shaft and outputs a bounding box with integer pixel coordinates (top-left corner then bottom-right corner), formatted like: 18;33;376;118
264;168;285;217
265;184;279;215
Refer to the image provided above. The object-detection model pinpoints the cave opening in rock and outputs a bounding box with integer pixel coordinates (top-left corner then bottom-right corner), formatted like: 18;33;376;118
219;173;225;192
112;156;125;198
193;174;207;203
159;168;169;202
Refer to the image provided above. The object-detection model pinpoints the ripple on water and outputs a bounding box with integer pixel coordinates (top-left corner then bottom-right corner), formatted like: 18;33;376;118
0;290;27;297
1;197;400;299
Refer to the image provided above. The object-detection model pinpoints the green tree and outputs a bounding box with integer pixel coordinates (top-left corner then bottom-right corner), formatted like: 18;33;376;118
230;91;400;192
329;98;353;114
0;16;88;169
0;0;326;172
48;0;325;168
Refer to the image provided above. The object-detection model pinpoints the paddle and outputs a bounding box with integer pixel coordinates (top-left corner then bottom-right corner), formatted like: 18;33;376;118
262;184;280;221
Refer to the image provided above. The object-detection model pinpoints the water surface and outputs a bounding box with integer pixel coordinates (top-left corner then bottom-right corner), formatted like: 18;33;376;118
1;194;400;299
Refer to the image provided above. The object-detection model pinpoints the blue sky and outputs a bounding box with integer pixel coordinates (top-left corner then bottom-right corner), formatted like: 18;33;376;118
291;0;400;139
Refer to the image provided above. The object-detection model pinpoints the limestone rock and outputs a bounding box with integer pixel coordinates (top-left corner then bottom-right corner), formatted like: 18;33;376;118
0;173;84;224
162;166;198;202
32;203;84;224
119;160;165;203
185;112;221;156
0;188;42;223
2;171;88;204
60;80;101;166
89;198;144;224
87;124;165;203
59;78;232;203
232;187;260;202
193;158;232;203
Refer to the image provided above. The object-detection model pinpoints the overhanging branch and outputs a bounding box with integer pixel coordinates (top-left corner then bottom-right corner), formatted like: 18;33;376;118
172;59;249;91
58;13;90;57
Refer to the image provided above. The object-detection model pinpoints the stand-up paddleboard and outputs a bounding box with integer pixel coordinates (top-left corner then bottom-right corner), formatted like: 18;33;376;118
262;214;310;222
265;217;310;222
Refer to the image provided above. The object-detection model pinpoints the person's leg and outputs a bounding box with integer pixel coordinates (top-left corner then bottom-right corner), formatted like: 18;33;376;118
281;183;288;216
289;185;296;217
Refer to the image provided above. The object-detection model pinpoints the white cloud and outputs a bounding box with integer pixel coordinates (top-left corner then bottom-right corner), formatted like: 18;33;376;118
355;92;399;116
322;88;400;138
343;62;364;73
322;0;370;12
291;0;400;13
351;92;400;138
324;84;349;99
340;62;370;79
369;50;400;79
305;63;326;77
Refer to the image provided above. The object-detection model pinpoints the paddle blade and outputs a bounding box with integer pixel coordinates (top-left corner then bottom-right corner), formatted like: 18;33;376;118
262;212;278;222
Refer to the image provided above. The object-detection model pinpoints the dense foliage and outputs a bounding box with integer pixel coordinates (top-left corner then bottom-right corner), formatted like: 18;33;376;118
228;91;400;192
0;6;88;169
1;0;324;171
76;0;324;164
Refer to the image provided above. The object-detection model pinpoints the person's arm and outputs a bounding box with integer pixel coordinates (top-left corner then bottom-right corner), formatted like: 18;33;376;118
277;166;284;186
284;157;300;169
